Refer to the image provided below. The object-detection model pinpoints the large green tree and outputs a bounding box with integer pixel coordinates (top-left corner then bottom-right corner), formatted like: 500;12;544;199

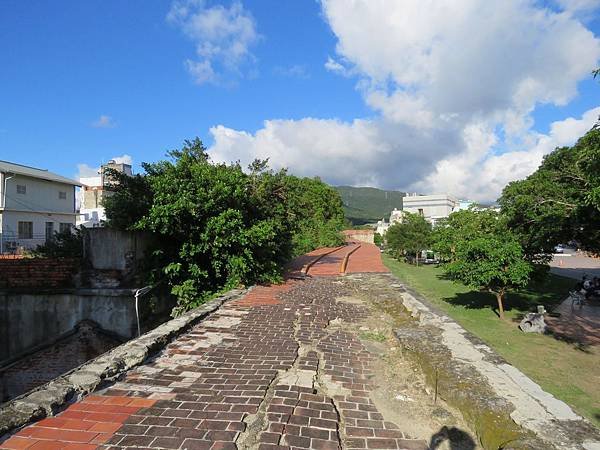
430;208;498;262
104;138;345;314
444;231;533;319
386;213;432;264
499;124;600;256
433;209;533;319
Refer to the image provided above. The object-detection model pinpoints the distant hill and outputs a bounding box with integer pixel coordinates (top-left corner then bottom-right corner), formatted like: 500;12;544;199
334;186;404;225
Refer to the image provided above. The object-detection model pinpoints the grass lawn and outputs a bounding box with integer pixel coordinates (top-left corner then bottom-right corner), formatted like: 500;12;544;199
382;254;600;428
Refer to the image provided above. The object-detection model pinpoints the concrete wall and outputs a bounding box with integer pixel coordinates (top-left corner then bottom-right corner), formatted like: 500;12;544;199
84;228;153;271
0;320;122;402
0;289;137;365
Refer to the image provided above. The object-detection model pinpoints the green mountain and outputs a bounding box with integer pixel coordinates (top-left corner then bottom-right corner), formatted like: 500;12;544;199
334;186;404;225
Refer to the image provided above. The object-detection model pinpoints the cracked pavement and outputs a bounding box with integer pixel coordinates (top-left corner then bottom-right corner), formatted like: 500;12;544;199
0;244;439;450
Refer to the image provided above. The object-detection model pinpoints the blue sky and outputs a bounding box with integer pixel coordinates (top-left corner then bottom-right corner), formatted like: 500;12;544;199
0;1;366;173
1;0;599;201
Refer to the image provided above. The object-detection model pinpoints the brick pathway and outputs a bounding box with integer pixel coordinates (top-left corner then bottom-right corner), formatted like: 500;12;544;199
1;246;423;450
308;244;360;277
344;245;388;274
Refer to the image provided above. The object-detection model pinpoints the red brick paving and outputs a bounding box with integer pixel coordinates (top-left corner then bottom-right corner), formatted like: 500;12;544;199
345;244;389;274
1;246;423;450
1;395;156;449
285;247;342;276
308;244;361;276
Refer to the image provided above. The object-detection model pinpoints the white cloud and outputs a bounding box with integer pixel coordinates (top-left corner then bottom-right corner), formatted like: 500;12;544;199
168;0;260;85
110;154;133;165
273;64;310;79
324;56;351;76
556;0;600;15
76;164;99;179
209;117;462;188
321;0;600;131
207;0;600;202
75;154;133;180
411;107;600;202
91;115;116;128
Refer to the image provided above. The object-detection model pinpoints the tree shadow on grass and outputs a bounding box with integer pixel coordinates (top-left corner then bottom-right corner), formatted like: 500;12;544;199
543;328;593;353
436;271;569;314
435;272;597;350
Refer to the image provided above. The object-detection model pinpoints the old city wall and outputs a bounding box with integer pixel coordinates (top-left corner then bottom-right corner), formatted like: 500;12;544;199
0;288;138;364
0;258;79;289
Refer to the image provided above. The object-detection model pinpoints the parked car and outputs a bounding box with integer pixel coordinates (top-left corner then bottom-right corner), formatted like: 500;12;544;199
422;250;439;264
405;250;439;265
554;244;565;254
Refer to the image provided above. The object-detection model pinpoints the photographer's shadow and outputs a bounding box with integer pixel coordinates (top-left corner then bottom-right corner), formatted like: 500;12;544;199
429;426;476;450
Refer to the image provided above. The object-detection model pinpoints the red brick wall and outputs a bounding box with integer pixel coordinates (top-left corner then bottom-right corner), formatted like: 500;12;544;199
0;258;80;288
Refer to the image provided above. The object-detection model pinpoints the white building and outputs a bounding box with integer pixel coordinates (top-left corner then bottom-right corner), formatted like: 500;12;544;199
0;160;80;252
376;208;404;235
402;193;459;226
375;218;388;236
376;193;475;236
77;160;132;228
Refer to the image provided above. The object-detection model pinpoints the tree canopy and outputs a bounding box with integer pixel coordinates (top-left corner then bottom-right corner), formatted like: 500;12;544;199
430;208;499;262
499;124;600;255
103;138;345;314
386;212;431;261
432;209;533;319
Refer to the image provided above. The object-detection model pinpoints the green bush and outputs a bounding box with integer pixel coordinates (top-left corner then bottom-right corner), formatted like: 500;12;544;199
32;228;83;258
104;138;345;314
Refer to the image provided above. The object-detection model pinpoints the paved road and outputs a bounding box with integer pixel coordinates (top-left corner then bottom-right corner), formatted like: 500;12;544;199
550;249;600;280
2;244;433;450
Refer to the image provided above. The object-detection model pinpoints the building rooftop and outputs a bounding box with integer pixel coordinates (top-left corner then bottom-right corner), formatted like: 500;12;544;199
0;160;81;186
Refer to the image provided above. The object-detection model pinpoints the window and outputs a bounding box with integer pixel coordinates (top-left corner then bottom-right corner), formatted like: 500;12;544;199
16;185;26;195
45;222;54;241
18;221;33;239
58;191;67;200
418;208;424;216
59;223;72;233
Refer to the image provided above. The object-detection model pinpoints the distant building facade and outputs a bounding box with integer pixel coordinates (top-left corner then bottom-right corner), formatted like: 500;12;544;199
402;193;459;226
376;193;475;235
0;160;80;252
78;160;132;228
376;208;404;235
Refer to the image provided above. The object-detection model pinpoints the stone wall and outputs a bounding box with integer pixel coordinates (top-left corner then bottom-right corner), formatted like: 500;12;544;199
0;289;244;437
0;258;79;289
342;229;375;244
0;320;122;402
0;288;142;365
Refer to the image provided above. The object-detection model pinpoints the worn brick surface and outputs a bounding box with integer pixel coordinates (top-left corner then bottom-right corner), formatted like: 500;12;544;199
0;258;79;289
0;322;122;403
308;244;360;277
1;246;425;450
344;244;388;274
